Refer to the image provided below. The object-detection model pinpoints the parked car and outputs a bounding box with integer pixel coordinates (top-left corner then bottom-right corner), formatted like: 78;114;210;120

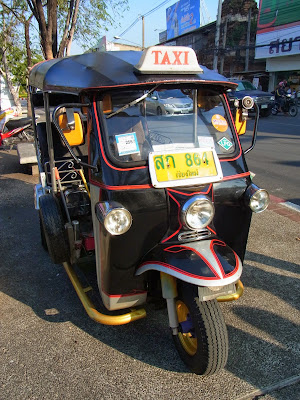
227;79;275;117
142;89;193;115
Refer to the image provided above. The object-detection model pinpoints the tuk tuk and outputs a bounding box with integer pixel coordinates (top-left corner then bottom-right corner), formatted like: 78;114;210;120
29;46;269;375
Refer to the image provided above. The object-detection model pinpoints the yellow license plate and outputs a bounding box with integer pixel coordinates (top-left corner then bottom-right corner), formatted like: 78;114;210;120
149;148;223;188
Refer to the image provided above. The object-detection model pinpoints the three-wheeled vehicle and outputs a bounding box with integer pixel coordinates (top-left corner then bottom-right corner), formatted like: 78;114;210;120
29;46;269;375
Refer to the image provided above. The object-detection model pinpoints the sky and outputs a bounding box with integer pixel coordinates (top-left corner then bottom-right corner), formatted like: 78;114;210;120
106;0;222;48
103;0;260;49
70;0;259;54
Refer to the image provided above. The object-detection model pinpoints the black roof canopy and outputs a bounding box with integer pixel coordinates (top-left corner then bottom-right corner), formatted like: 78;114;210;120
29;50;236;94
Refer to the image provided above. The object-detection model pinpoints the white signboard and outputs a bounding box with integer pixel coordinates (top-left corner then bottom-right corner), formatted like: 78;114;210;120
255;24;300;59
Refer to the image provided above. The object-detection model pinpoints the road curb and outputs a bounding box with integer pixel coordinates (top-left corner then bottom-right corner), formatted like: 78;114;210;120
269;194;300;223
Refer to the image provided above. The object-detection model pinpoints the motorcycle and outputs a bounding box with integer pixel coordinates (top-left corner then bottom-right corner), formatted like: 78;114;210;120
0;107;34;147
29;45;269;375
271;94;298;117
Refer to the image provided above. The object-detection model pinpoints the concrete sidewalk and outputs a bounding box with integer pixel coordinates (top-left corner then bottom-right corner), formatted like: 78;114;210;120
0;148;299;400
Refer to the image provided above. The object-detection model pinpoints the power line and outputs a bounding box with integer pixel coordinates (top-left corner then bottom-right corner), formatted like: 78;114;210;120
117;0;173;38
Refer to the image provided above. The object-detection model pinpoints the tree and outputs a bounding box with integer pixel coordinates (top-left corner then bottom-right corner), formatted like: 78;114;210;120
0;3;23;114
26;0;128;59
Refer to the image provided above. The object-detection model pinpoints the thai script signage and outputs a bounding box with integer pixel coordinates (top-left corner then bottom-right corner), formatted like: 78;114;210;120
255;0;300;59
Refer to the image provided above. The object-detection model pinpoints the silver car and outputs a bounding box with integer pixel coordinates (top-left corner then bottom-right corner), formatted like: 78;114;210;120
143;89;193;115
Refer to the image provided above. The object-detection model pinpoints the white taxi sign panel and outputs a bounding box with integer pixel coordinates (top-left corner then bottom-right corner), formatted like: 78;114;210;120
135;46;203;75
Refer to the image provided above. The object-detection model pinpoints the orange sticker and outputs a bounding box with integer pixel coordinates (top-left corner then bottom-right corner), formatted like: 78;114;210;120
211;114;228;132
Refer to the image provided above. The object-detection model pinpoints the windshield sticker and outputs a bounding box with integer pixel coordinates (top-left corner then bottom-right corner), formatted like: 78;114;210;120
211;114;228;132
198;136;215;148
218;137;233;151
116;132;140;156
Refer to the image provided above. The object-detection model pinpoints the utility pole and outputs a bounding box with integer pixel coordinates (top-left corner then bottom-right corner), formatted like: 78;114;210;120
142;15;145;50
213;0;222;71
219;16;228;75
245;7;252;72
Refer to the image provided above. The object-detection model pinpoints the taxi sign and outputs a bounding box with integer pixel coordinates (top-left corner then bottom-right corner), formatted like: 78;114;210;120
135;46;203;74
149;147;223;188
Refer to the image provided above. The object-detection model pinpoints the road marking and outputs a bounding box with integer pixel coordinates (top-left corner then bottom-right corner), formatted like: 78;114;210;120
281;201;300;213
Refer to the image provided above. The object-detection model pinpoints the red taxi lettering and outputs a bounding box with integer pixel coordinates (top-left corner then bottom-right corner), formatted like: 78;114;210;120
152;50;162;64
151;50;190;66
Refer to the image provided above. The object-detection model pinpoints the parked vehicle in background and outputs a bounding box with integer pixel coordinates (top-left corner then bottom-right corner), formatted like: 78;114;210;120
227;79;275;117
0;108;34;147
143;89;193;115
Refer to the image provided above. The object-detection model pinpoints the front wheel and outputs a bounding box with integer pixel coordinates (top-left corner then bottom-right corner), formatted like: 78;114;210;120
173;282;228;375
289;105;298;117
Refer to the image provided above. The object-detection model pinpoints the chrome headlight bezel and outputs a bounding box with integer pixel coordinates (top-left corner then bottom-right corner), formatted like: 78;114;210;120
95;201;132;235
181;195;215;230
245;184;269;213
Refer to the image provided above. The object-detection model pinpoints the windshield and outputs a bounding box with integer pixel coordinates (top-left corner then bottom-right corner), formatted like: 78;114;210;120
236;81;256;91
158;89;188;99
102;88;236;165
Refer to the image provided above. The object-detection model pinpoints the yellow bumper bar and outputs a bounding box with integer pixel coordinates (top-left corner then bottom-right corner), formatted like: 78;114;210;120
217;280;244;302
63;262;146;325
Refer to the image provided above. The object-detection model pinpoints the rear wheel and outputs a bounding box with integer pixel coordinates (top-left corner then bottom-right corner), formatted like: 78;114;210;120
39;194;70;264
173;282;228;375
289;105;298;117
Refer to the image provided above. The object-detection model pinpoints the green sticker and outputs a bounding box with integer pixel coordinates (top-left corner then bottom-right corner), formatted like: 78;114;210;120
218;137;233;151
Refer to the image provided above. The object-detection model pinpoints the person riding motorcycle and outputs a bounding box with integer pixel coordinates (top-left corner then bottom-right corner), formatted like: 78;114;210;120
275;81;287;113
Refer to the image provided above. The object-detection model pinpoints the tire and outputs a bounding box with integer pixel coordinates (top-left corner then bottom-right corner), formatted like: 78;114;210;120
39;210;47;251
173;282;228;375
289;105;298;117
39;194;70;264
271;105;278;115
157;106;163;116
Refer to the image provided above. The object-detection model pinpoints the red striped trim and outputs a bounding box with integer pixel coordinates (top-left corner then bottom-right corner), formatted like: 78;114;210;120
220;95;243;162
164;245;221;278
93;99;147;171
222;171;250;181
162;191;182;243
139;261;220;281
167;183;212;196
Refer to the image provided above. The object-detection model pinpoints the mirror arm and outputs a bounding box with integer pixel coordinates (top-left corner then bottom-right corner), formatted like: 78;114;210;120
244;102;259;154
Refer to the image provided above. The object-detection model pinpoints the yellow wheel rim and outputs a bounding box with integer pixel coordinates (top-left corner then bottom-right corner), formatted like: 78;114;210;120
176;300;197;356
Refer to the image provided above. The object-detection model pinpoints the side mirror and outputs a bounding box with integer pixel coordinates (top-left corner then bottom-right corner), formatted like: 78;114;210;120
151;95;158;100
58;108;84;146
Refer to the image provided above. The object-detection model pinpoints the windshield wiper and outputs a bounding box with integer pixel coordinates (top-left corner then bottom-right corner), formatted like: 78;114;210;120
106;84;160;119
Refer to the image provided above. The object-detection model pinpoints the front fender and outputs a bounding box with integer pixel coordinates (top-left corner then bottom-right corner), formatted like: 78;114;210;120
135;239;242;287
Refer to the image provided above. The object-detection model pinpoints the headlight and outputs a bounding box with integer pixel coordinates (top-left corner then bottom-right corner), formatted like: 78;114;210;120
104;209;132;235
181;195;214;230
164;103;175;108
270;96;275;101
245;184;269;213
95;202;132;235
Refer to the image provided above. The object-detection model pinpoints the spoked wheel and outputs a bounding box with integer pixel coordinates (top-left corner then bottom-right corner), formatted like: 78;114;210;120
39;194;70;264
173;282;228;375
289;105;298;117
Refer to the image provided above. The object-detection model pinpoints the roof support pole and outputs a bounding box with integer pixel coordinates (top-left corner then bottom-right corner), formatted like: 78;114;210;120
44;92;57;193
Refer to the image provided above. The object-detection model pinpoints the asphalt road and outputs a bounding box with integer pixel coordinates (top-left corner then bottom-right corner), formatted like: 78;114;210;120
1;120;300;399
240;111;300;206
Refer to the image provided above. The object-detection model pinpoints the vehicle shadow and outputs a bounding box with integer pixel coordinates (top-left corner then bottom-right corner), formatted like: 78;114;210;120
1;150;299;393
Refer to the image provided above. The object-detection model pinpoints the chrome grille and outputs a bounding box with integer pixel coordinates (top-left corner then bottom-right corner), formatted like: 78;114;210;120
178;229;211;242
